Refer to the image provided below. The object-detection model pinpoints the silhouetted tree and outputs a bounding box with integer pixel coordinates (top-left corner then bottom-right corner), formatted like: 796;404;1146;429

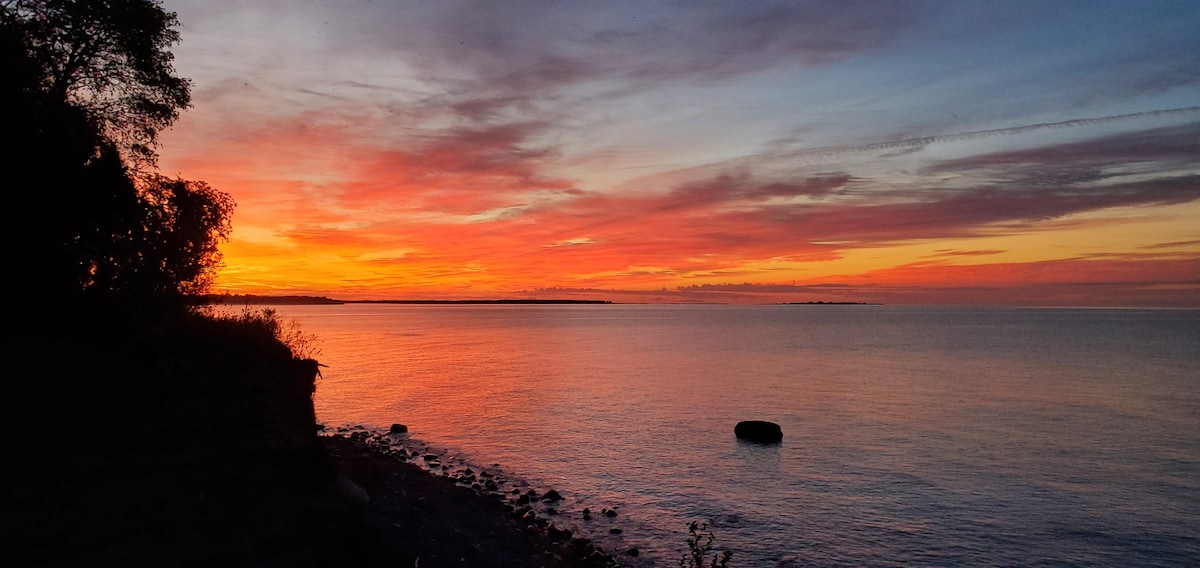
1;0;190;166
1;0;232;316
124;175;235;297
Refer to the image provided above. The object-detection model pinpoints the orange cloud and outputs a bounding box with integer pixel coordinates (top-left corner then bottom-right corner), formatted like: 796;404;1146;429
159;94;1200;306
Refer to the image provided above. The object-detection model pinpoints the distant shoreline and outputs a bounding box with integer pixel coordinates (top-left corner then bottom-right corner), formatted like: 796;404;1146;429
347;299;613;305
204;294;887;306
203;294;613;305
783;301;881;305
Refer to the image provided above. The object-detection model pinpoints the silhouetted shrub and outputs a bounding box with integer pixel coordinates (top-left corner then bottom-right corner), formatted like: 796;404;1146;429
680;522;733;568
204;306;323;361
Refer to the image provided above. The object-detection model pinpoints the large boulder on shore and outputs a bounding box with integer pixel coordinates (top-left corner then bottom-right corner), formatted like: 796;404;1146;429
735;420;783;444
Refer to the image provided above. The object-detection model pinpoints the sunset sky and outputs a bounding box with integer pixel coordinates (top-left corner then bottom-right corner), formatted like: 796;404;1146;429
156;0;1199;305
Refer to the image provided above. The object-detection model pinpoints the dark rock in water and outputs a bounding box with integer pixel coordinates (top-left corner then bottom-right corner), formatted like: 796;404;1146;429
569;537;595;555
389;423;408;434
608;527;622;534
626;547;640;557
542;489;563;501
603;508;617;518
735;420;783;444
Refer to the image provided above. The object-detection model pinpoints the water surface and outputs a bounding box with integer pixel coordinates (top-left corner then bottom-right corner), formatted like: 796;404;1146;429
269;304;1200;567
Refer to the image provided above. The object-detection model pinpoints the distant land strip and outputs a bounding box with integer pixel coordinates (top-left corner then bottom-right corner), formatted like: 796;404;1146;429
202;294;612;305
204;294;345;305
347;299;613;305
203;295;880;306
785;301;881;305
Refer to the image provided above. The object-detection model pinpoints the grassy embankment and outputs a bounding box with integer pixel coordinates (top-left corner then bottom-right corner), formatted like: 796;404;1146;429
4;308;382;566
5;307;628;567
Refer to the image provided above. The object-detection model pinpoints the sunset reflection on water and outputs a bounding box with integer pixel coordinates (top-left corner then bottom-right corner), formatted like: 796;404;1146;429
268;304;1200;567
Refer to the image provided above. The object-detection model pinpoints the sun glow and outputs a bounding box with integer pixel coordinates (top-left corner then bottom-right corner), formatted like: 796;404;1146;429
159;0;1200;306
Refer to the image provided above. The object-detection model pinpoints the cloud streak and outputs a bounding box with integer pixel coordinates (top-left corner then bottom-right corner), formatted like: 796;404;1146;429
772;107;1200;163
157;0;1200;305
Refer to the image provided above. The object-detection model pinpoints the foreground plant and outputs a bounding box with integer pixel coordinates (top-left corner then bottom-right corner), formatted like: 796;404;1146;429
202;306;323;361
680;522;732;568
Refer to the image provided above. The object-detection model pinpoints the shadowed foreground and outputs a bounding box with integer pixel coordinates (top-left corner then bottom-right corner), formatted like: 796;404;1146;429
4;310;610;567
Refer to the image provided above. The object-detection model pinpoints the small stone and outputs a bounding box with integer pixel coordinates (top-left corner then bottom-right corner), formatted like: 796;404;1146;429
609;527;623;534
545;507;558;515
549;525;572;540
389;423;408;434
603;508;617;518
570;537;592;551
542;489;563;501
626;547;640;557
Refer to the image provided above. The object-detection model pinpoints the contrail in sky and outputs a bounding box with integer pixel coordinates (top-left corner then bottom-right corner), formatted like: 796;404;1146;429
784;106;1200;161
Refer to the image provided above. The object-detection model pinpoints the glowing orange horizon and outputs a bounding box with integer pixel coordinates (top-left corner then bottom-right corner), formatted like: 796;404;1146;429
155;2;1200;307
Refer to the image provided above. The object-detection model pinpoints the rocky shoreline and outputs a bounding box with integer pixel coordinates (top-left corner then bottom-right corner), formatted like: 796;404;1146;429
6;309;642;567
323;429;642;567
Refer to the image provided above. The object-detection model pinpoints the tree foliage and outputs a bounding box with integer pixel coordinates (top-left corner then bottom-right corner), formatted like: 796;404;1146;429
74;168;235;298
1;0;231;312
1;0;191;166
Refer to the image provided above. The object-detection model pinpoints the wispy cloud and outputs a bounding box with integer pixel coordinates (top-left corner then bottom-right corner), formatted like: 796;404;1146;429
770;107;1200;163
157;0;1200;305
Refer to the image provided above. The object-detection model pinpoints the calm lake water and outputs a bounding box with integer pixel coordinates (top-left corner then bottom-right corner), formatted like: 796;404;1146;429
265;304;1200;567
